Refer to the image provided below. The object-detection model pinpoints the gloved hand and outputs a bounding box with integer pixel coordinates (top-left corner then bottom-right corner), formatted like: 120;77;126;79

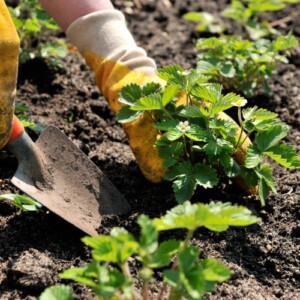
66;10;255;193
0;0;20;149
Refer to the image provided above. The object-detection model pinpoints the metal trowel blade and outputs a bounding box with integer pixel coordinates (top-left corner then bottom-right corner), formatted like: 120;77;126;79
11;125;131;236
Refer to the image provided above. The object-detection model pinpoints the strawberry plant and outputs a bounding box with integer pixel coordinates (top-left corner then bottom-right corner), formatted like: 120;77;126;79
0;193;41;211
40;201;260;300
7;0;68;65
184;0;299;39
117;65;300;205
222;0;299;40
183;0;299;96
196;33;298;97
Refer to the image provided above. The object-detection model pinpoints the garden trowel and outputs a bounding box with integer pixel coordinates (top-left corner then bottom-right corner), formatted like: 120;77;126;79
6;116;131;236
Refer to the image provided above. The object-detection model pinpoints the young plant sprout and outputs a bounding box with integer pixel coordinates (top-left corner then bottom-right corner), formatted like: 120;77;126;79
41;201;261;300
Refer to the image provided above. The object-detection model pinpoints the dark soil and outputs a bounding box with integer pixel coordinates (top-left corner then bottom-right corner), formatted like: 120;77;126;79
1;0;300;299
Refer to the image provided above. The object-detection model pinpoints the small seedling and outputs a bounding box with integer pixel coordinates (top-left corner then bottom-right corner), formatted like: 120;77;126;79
117;65;300;205
196;33;298;97
185;0;299;40
41;201;260;300
183;11;225;34
0;193;41;211
7;0;68;65
222;0;299;40
184;0;299;96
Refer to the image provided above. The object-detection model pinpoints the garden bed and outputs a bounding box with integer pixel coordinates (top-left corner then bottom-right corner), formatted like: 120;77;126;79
0;0;300;299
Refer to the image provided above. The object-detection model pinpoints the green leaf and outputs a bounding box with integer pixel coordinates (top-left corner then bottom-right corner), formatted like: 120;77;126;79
41;41;68;58
119;83;142;105
196;37;223;50
211;92;243;115
178;106;205;118
172;174;198;203
138;215;158;254
142;82;162;95
162;85;180;106
157;64;186;86
194;163;219;189
60;265;99;289
185;124;208;141
183;11;204;22
179;246;200;272
131;93;162;111
197;60;216;74
24;17;41;33
242;106;258;120
0;194;41;211
249;0;284;11
177;247;206;299
154;120;179;131
165;162;218;202
116;106;142;123
149;239;181;268
163;269;180;288
256;124;289;152
219;153;241;177
15;102;30;113
191;85;219;103
153;201;260;232
17;114;36;128
273;32;298;51
209;119;238;139
219;61;236;78
258;178;269;207
186;69;210;91
201;259;231;282
252;108;278;120
264;143;300;168
82;228;139;264
39;285;73;300
240;167;259;187
255;165;277;193
156;138;184;168
167;128;184;141
60;262;128;298
245;145;262;168
203;139;233;157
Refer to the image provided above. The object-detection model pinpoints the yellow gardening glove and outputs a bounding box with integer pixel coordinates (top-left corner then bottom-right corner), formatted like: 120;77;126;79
0;0;20;149
67;10;256;194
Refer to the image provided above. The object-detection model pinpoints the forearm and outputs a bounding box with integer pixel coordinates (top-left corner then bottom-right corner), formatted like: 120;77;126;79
66;10;157;112
38;0;114;31
65;9;163;183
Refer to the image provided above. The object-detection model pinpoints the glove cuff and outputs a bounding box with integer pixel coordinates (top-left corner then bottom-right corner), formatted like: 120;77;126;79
66;9;157;76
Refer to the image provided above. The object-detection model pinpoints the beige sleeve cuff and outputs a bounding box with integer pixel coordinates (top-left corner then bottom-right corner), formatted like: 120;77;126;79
66;9;157;77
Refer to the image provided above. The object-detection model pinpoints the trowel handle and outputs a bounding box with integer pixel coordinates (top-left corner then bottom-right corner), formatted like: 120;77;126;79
7;115;36;164
9;115;25;143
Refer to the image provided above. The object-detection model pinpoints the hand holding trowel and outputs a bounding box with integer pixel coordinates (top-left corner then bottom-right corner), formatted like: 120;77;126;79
0;0;130;236
6;116;130;236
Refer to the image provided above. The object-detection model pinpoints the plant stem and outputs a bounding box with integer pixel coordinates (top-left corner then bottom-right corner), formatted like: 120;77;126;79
120;262;132;279
120;261;137;298
234;107;244;150
157;230;194;300
239;130;253;149
142;282;149;300
182;135;189;159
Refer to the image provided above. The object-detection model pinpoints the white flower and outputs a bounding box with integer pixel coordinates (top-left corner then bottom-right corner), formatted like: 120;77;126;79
177;70;189;76
177;121;191;132
232;98;248;107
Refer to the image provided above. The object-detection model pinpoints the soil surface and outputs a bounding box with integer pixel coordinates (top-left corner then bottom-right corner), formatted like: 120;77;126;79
1;0;300;299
